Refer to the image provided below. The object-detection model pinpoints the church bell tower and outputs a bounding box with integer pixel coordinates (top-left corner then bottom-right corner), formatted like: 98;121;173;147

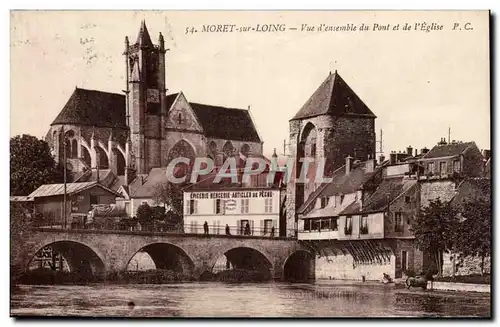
124;20;167;175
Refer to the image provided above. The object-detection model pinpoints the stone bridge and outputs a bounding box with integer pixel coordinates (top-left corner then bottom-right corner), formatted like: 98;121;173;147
12;228;314;281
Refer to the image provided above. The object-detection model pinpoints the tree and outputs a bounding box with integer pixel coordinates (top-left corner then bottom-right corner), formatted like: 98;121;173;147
152;182;184;215
454;199;491;275
10;134;63;195
136;203;153;230
152;181;186;232
410;198;459;277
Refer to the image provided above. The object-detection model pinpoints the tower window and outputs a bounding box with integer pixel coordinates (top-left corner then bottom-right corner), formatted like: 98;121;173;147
178;113;183;125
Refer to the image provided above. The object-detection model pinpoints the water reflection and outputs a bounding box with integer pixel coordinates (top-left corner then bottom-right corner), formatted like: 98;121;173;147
11;282;490;318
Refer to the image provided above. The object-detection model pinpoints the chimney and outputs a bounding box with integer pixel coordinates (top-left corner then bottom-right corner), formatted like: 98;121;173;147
421;147;429;155
414;149;418;157
365;159;375;173
389;151;397;165
438;137;447;146
483;149;491;161
407;145;413;156
345;156;353;175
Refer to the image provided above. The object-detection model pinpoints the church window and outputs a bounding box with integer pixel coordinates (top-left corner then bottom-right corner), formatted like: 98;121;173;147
311;143;317;157
71;139;78;158
178;113;183;125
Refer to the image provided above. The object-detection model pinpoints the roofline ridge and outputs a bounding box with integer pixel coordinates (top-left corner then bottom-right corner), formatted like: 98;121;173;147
189;101;249;112
291;73;333;120
74;87;125;97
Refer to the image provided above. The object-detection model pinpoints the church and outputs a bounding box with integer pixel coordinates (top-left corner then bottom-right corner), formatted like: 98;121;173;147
45;21;264;197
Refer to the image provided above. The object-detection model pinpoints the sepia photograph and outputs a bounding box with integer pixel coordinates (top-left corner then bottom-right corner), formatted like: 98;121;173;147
9;10;491;318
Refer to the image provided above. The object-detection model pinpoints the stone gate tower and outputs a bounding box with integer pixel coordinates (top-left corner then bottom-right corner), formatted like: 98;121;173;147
124;20;167;175
286;71;377;236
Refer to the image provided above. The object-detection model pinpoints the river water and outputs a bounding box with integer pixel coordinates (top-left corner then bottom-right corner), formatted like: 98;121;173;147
11;281;490;318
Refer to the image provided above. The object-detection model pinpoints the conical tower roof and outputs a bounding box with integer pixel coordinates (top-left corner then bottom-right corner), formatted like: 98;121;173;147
291;71;376;120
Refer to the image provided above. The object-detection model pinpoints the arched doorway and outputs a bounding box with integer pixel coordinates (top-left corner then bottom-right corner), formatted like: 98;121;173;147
26;241;106;282
296;122;318;208
283;250;315;282
126;243;195;275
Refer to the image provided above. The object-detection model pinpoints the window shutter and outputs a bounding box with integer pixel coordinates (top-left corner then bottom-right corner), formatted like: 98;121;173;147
237;220;241;235
273;219;278;230
250;220;254;235
214;199;217;214
260;219;264;236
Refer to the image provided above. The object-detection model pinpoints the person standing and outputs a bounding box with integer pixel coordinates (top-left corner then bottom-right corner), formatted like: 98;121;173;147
203;221;209;235
270;226;275;237
245;222;251;235
225;224;231;235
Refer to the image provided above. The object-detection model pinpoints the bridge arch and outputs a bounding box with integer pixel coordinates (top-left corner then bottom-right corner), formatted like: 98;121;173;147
27;240;106;279
210;245;274;280
283;250;315;282
126;242;196;275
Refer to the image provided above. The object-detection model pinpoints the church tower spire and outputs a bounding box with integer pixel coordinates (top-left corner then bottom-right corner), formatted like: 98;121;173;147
136;19;153;47
125;20;166;174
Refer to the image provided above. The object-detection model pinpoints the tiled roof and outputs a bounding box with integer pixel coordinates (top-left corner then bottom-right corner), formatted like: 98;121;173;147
51;88;126;128
190;103;261;143
165;93;179;111
28;182;120;198
10;196;33;202
297;161;377;214
422;142;476;159
341;177;417;215
291;71;376;121
129;168;170;198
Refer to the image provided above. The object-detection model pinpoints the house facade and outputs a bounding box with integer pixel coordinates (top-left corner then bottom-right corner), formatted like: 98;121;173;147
28;182;121;228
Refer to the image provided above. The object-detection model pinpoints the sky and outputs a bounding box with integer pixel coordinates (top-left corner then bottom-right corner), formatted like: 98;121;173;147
10;10;490;158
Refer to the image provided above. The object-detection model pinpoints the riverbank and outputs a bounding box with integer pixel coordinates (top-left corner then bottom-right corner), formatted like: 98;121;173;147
14;268;273;285
315;278;490;294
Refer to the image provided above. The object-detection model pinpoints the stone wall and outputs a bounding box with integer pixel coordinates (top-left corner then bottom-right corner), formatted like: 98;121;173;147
315;254;395;281
419;180;457;207
442;253;491;277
